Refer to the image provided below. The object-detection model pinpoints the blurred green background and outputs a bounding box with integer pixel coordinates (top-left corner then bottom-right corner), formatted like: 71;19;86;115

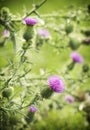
0;0;90;70
0;0;90;14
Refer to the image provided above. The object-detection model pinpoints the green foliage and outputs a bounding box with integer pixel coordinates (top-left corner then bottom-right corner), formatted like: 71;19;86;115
32;107;88;130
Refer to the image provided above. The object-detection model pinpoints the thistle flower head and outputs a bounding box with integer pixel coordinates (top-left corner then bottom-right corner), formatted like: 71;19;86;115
2;29;10;38
65;94;74;103
24;17;38;26
38;29;50;39
70;52;83;63
48;75;65;93
29;106;37;113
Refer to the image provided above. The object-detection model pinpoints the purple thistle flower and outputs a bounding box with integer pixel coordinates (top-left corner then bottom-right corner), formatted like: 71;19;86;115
65;94;74;103
2;30;10;37
70;52;83;63
38;29;50;38
29;106;37;113
24;17;38;26
48;75;65;93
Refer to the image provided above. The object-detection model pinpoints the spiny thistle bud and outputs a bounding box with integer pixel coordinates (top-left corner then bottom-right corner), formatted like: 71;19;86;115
25;106;37;123
23;18;38;42
41;87;53;99
23;26;34;42
65;23;73;34
0;7;10;20
2;87;14;98
82;64;89;73
67;61;75;70
69;38;81;50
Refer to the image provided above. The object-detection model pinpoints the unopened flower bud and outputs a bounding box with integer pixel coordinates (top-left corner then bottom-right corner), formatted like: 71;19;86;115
69;38;81;50
41;87;53;99
23;26;34;42
0;7;10;20
2;87;14;98
82;64;89;73
67;61;75;70
65;23;73;34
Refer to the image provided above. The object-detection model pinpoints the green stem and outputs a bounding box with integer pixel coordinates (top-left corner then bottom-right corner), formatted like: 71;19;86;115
23;0;47;19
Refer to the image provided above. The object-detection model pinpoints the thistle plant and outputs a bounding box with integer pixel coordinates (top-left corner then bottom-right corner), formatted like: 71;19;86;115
0;1;90;130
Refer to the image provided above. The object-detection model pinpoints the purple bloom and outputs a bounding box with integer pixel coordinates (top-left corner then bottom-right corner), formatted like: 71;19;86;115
38;29;50;38
70;52;83;63
48;75;65;93
29;106;37;113
24;17;38;26
65;94;74;103
2;30;10;37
